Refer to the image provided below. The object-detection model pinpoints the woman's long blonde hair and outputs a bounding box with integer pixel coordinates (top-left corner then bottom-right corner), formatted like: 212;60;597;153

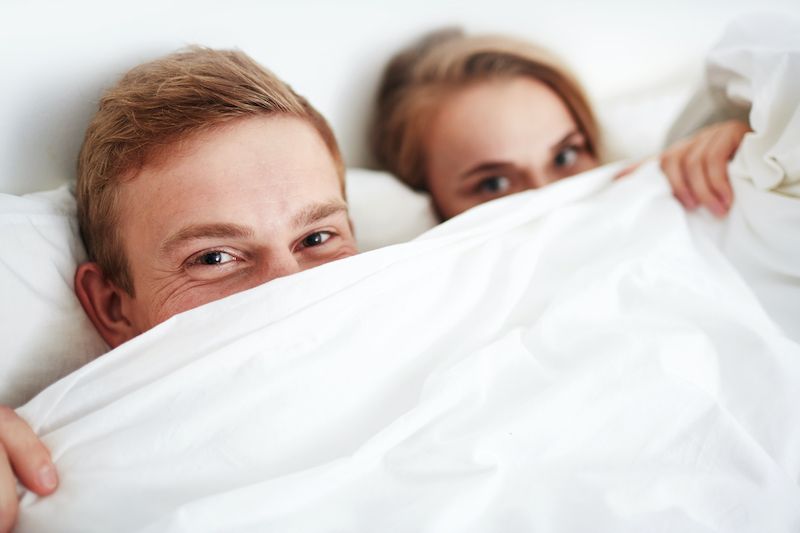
371;28;600;190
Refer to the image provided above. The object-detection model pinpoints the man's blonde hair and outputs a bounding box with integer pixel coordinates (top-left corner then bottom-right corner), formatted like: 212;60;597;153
76;47;343;294
371;28;600;190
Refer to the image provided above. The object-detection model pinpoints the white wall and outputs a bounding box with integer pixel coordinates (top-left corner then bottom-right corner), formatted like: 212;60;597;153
2;0;799;193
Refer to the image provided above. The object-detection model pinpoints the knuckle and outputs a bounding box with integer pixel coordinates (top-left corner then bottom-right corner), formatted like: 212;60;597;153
709;147;730;162
662;154;684;175
688;174;710;195
707;170;726;186
663;167;682;185
684;151;702;168
696;188;713;201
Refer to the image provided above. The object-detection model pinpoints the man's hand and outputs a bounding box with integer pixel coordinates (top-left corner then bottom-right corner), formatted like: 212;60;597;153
0;407;58;533
660;119;750;217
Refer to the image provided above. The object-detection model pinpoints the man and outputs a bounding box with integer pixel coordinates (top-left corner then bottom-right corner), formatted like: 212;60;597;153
0;46;357;532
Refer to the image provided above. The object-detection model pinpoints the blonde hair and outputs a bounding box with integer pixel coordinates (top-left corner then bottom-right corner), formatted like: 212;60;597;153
76;47;343;294
371;28;600;190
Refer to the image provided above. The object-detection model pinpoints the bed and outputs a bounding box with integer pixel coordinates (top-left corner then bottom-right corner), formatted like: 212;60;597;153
2;2;800;531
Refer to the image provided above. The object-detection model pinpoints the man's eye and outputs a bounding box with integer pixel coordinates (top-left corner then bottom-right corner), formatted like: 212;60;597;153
476;176;511;195
554;146;580;168
191;250;236;266
301;231;332;248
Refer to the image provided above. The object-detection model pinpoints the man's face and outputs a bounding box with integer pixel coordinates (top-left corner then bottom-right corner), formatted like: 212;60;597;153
115;115;357;336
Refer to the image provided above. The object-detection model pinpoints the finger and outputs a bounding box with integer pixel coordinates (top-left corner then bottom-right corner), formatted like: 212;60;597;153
614;159;643;180
0;444;19;533
702;120;749;211
0;407;57;496
682;139;726;217
660;148;697;209
703;134;736;212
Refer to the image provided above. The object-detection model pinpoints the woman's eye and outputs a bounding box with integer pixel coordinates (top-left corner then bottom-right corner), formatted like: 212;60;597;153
191;250;237;266
301;231;332;248
476;175;511;195
554;146;579;168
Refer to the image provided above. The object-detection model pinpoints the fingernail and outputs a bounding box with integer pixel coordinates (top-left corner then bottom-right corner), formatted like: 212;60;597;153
39;464;58;490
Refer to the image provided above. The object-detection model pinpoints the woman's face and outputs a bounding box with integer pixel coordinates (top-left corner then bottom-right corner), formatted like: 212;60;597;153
423;77;598;219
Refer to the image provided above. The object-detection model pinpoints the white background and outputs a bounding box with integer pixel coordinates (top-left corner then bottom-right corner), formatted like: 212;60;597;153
2;0;799;193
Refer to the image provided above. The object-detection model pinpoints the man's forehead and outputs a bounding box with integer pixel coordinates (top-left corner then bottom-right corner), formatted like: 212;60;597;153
115;117;347;255
126;118;340;195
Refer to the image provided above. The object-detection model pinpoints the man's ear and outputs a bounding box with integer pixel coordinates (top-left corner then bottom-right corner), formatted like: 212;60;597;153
74;263;138;349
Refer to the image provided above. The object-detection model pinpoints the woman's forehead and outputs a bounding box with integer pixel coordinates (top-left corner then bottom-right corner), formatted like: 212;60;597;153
426;78;577;163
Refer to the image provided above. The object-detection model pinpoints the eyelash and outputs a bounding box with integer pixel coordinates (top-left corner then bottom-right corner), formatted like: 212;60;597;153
297;230;334;250
554;143;586;167
474;175;512;196
186;248;241;269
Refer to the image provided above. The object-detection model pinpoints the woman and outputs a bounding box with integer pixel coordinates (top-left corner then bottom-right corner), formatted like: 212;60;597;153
371;28;749;220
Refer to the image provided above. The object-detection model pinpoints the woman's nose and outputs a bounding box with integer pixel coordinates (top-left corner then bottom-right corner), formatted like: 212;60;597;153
521;168;547;190
524;161;553;190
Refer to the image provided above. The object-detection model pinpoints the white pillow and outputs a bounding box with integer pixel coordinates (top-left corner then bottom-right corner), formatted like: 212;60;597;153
595;73;698;162
346;168;438;251
0;186;107;407
0;170;438;407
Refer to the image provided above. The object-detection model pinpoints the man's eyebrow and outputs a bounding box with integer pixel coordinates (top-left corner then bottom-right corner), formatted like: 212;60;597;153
291;200;349;228
160;223;255;255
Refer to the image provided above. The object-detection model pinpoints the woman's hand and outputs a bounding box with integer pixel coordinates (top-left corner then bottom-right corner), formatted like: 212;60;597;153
0;407;58;533
659;119;750;217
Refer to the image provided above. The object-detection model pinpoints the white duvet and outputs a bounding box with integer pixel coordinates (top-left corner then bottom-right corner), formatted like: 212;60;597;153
15;13;800;533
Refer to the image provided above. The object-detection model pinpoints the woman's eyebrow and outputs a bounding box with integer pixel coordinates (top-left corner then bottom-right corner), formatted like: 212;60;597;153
160;223;254;255
460;161;513;181
550;129;583;152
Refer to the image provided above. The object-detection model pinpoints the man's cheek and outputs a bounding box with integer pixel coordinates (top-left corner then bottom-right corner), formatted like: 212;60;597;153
142;279;203;328
150;281;252;327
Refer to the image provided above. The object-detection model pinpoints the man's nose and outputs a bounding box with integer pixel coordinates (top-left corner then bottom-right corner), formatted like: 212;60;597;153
260;252;302;284
521;167;548;190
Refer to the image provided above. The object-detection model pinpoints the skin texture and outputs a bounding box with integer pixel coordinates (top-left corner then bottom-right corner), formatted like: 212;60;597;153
424;77;599;219
0;115;357;533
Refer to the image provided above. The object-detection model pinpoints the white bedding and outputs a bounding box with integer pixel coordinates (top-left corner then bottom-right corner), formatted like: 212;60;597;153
15;162;800;531
14;13;800;533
